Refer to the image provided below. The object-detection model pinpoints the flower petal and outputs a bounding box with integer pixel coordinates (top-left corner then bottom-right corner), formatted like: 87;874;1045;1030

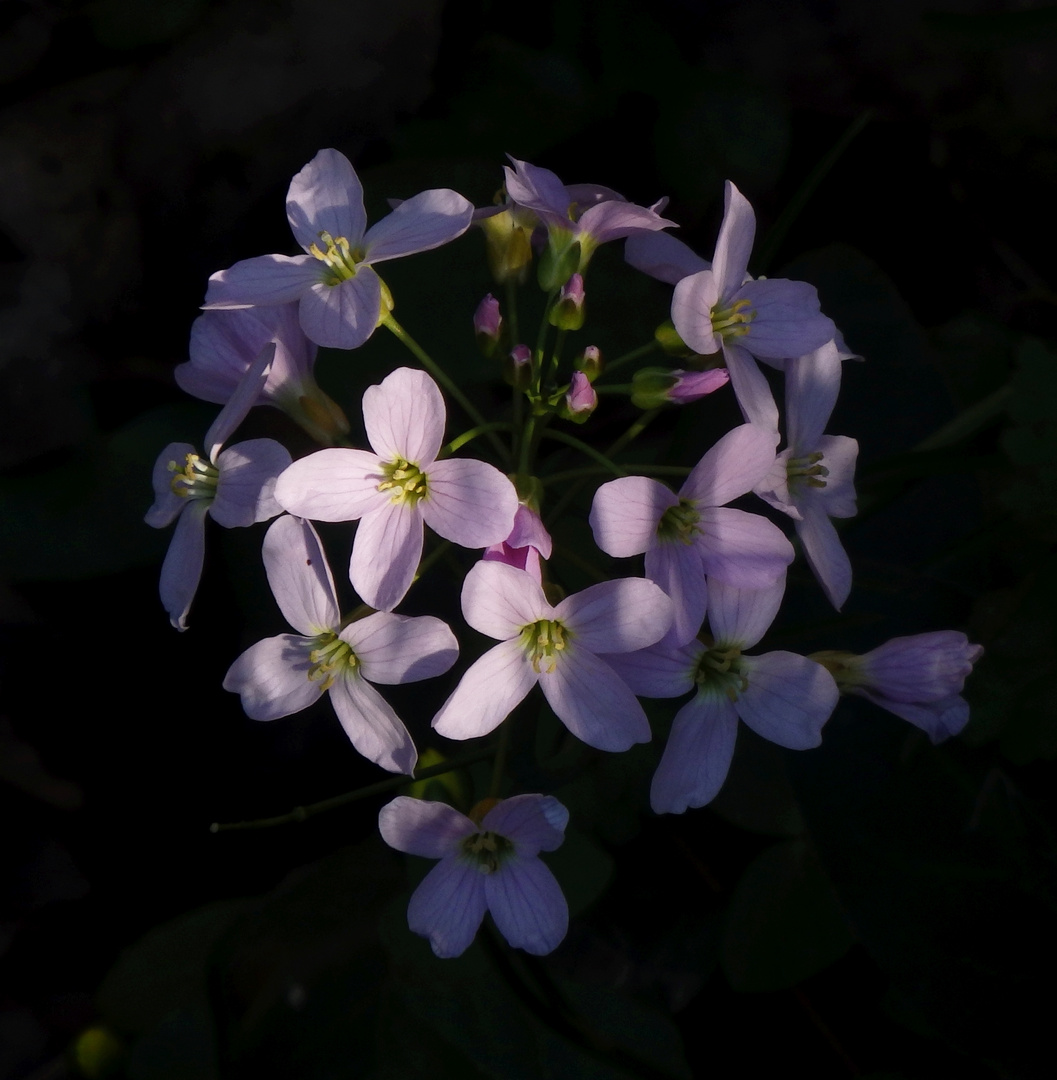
486;856;568;955
721;342;779;430
650;690;740;813
211;438;291;527
576;199;677;245
682;422;780;508
274;448;389;521
222;633;322;720
814;435;859;519
602;641;699;699
378;796;475;858
482;794;569;854
460;560;550;640
503;157;571;219
736;651;837;749
555;576;673;653
328;672;417;774
671;269;721;356
786;339;842;453
540;646;651;751
350;501;423;612
432;639;538;741
796;506;852;611
286;148;367;252
706;576;786;650
625;230;710;285
204;254;321;308
644;540;707;646
589;475;678;558
298;269;383;351
422;458;519;548
738;278;836;360
711;180;756;296
260;515;339;636
362;366;445;464
362;188;473;262
854;690;970;743
408;856;488;958
343;612;458;684
204;342;276;460
696;506;794;589
158;499;209;631
145;442;197;528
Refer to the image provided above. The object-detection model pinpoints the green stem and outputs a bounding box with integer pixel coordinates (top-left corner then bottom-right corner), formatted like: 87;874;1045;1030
603;340;662;376
441;421;514;457
539;428;627;476
542;463;690;485
594;383;633;395
606;407;661;458
504;277;521;348
209;747;495;832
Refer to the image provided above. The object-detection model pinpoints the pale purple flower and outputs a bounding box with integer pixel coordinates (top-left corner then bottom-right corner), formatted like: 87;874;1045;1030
823;631;983;743
754;339;859;609
379;793;569;957
482;504;553;583
670;181;836;429
625;230;710;285
273;367;518;612
204;148;474;350
145;343;290;630
433;561;673;751
589;424;794;645
223;515;457;773
177;305;350;445
503;157;677;266
564;371;597;421
612;576;838;813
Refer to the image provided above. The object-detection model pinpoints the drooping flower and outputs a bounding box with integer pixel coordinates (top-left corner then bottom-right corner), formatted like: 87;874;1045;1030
223;515;458;774
177;305;350;445
612;576;838;813
812;631;983;743
273;367;519;612
432;560;673;751
482;503;553;584
589;423;794;645
670;181;836;429
145;343;290;630
754;339;859;609
204;148;474;350
379;793;569;958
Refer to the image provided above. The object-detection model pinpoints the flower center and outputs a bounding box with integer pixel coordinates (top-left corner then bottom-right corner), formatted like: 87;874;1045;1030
693;643;748;702
308;230;364;286
657;498;701;544
307;632;359;692
461;830;514;874
787;451;829;491
376;458;429;507
168;452;218;500
710;297;755;341
520;618;570;674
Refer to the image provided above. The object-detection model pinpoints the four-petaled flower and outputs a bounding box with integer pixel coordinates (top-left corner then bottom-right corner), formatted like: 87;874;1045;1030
223;515;458;774
204;148;474;350
433;561;673;751
274;367;519;612
379;793;569;958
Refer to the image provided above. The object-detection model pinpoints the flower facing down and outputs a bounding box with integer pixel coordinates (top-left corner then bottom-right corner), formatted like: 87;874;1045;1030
814;631;983;743
482;503;553;583
223;515;458;774
274;367;519;612
432;561;673;751
145;343;290;630
379;794;569;957
205;148;473;350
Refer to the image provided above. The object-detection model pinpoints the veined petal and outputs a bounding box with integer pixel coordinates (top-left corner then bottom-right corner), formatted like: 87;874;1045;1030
432;640;538;741
222;633;322;720
261;515;339;636
159;499;209;631
682;422;780;508
696;506;794;589
204;254;321;308
796;507;852;611
482;794;568;854
362;367;445;464
736;651;837;749
349;501;423;612
503;157;571;218
644;540;707;647
721;342;779;431
786;339;842;453
274;448;389;521
602;639;700;698
672;270;721;356
712;180;756;297
576;199;677;245
379;796;475;858
707;576;786;650
814;435;859;519
422;458;519;549
211;438;291;527
853;690;970;743
298;269;383;351
555;577;673;653
589;475;678;558
486;856;568;955
286;148;367;252
146;442;197;528
650;690;740;813
408;856;487;958
460;561;551;640
343;612;458;684
625;230;710;285
204;342;275;460
329;672;417;774
540;645;650;751
362;188;473;263
738;278;836;360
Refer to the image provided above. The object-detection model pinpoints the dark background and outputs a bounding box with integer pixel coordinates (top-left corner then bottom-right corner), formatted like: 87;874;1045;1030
3;1;1057;1077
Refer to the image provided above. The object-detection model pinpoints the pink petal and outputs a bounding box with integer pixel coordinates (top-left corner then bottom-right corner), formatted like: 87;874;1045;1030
432;640;538;741
343;612;458;684
644;540;707;646
482;794;568;854
736;652;838;749
362;188;473;262
786;339;842;453
204;342;276;459
328;672;417;774
706;576;786;650
602;641;699;699
721;342;779;431
486;856;568;955
362;367;446;464
408;856;487;958
222;633;322;720
274;448;389;521
145;442;196;528
349;501;423;612
422;458;519;548
555;577;673;653
576;199;678;245
696;506;794;589
671;270;721;356
711;180;756;296
204;254;321;308
737;278;836;360
260;515;339;636
285;148;367;253
796;507;852;611
211;438;291;527
378;796;475;858
298;269;383;351
460;561;550;640
682;423;780;508
814;435;859;519
625;230;710;285
589;475;678;558
158;499;209;631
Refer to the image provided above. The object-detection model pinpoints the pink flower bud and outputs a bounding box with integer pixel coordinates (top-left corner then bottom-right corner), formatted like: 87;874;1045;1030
577;345;602;382
564;371;597;422
667;367;730;404
548;273;586;331
474;294;503;340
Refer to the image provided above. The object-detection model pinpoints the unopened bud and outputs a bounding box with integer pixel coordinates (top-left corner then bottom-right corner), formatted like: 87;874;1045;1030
474;293;504;357
631;366;729;409
505;343;533;390
562;371;597;423
548;273;586;331
576;345;602;382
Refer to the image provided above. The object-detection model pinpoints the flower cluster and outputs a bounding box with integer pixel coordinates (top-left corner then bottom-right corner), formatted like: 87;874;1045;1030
149;147;982;959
